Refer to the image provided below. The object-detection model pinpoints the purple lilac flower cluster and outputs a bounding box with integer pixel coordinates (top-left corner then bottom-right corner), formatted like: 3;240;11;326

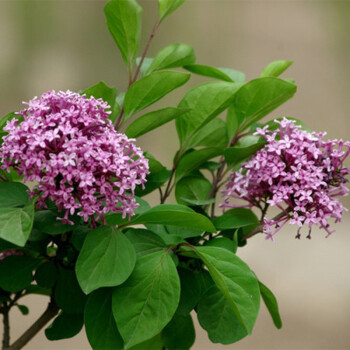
0;90;149;224
221;118;350;240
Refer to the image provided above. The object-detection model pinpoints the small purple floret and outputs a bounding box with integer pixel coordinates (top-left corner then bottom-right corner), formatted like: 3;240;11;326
0;90;149;224
221;118;350;240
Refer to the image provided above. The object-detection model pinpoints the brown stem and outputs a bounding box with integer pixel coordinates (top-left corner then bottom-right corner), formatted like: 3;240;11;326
114;20;160;130
160;150;183;204
2;306;9;350
204;131;245;214
160;166;176;204
4;301;59;350
131;21;160;85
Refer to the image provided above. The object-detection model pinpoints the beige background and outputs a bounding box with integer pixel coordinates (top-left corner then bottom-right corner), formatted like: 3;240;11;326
1;0;350;349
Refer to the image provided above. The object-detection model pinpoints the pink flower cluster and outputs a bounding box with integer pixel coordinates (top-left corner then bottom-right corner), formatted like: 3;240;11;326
221;118;350;239
0;90;149;224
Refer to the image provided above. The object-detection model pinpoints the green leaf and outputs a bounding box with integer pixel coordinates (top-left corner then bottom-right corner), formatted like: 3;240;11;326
148;43;195;73
124;71;190;119
131;204;216;233
125;228;167;257
195;246;260;334
82;81;118;122
232;77;297;131
34;210;74;235
129;333;163;350
112;250;180;348
76;226;136;294
0;255;40;292
187;118;228;149
135;57;154;77
159;0;185;21
16;304;29;315
146;224;202;240
213;208;259;231
45;312;83;340
175;176;212;206
24;285;51;297
176;268;202;315
176;82;242;145
82;81;117;110
125;107;189;138
175;147;222;182
162;313;195;350
34;261;58;289
224;135;266;167
218;68;246;83
205;237;237;254
71;226;89;251
0;182;29;208
184;64;234;82
0;199;35;247
54;267;86;314
197;285;248;344
259;281;282;329
136;169;171;197
85;288;124;350
104;0;142;67
226;104;245;141
260;60;293;78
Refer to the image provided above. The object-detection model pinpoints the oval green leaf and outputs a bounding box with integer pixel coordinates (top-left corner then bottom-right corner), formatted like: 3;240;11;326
124;71;190;119
176;81;242;145
259;281;282;329
125;107;189;138
197;285;248;344
0;199;35;247
175;147;222;182
54;267;86;314
85;288;124;350
175;175;212;206
213;208;259;231
159;0;185;21
0;182;29;208
112;250;180;348
125;228;167;257
162;313;195;350
187;118;228;149
184;64;234;82
104;0;142;67
260;60;293;78
45;312;83;340
148;43;195;73
195;246;260;334
232;77;297;131
76;226;136;294
0;255;40;292
131;204;216;233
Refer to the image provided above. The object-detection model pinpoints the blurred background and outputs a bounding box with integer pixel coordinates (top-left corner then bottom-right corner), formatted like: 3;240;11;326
1;0;350;349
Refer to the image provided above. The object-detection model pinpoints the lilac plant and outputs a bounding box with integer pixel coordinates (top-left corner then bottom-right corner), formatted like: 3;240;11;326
0;0;348;350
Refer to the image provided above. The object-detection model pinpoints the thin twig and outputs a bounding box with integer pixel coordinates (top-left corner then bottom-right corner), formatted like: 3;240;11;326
114;20;160;130
160;150;183;204
2;305;9;350
4;301;59;350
